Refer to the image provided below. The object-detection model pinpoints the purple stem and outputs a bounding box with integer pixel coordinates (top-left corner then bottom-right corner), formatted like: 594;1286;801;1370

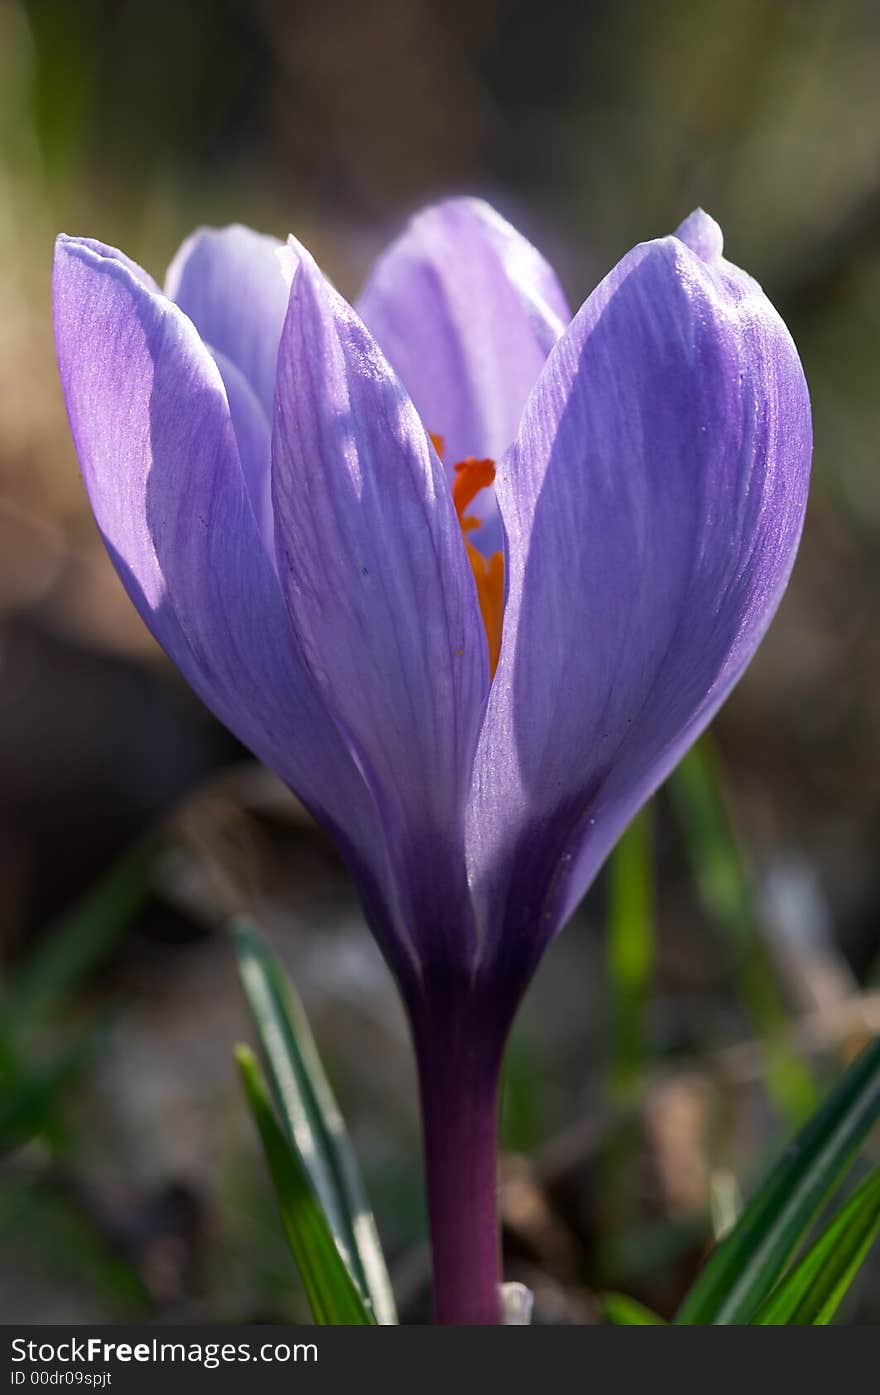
411;998;507;1325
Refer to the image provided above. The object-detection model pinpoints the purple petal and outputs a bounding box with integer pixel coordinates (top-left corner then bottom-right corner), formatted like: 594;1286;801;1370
73;236;161;291
165;224;291;419
356;198;570;545
209;348;275;565
675;207;725;264
53;234;405;959
468;213;811;976
272;241;490;966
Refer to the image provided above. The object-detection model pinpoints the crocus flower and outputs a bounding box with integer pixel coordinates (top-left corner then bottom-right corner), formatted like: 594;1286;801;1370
53;200;811;1323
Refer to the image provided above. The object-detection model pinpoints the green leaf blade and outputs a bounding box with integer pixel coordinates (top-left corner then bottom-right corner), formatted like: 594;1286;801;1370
601;1292;666;1325
235;1045;375;1325
752;1166;880;1325
675;1036;880;1324
230;918;396;1324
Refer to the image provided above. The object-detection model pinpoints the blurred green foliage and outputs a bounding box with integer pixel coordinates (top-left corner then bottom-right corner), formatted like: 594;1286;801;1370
669;741;818;1127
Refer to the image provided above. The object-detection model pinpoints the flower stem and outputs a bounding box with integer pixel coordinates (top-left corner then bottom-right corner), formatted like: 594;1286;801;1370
413;1011;505;1325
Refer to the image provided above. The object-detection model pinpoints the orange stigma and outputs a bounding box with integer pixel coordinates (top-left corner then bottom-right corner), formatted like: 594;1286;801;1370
450;454;504;677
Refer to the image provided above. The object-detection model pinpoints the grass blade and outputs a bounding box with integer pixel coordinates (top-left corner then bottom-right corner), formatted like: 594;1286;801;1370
675;1035;880;1324
0;1026;103;1152
235;1045;375;1325
752;1166;880;1325
500;1028;543;1154
668;739;816;1126
5;835;158;1038
601;1293;666;1325
605;807;654;1108
231;918;395;1323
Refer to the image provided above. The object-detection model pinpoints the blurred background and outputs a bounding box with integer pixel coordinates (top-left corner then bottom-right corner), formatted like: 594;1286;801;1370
1;0;878;1323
